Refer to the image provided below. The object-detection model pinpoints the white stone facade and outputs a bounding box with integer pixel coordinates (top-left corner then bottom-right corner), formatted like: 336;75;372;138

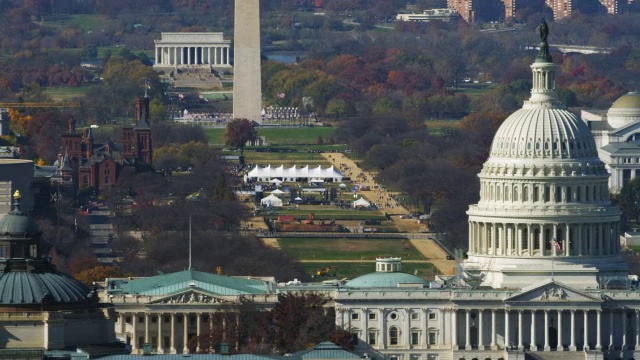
154;33;231;67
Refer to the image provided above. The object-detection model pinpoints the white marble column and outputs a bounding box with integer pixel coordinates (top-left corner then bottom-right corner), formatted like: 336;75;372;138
478;310;484;350
452;310;458;349
119;314;126;338
378;309;384;347
505;310;510;349
183;313;189;354
531;310;537;351
635;310;639;350
491;309;497;350
544;310;550;351
144;313;150;345
557;310;563;351
438;309;444;347
188;47;192;65
623;310;628;350
225;47;229;65
585;310;591;351
570;310;576;351
132;313;138;354
595;309;601;350
196;313;202;352
155;47;159;65
609;310;614;350
157;313;163;353
518;310;523;350
465;310;471;350
170;314;176;354
405;309;411;348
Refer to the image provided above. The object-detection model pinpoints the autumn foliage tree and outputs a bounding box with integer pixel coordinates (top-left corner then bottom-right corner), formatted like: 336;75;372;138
224;119;258;155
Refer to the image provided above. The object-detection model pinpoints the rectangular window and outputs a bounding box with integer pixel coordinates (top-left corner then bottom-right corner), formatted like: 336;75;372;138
411;331;420;345
138;316;144;323
411;312;419;321
427;355;439;360
428;331;437;345
164;336;170;348
139;336;144;346
428;312;437;320
368;312;377;320
0;244;10;258
368;332;376;345
351;313;360;321
126;316;132;324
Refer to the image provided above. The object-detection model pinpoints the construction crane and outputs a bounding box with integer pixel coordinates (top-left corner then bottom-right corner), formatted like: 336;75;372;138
0;102;80;109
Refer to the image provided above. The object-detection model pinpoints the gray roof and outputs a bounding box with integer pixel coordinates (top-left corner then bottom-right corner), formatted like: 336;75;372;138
292;342;361;360
99;355;284;360
0;207;39;235
0;265;92;305
600;141;640;155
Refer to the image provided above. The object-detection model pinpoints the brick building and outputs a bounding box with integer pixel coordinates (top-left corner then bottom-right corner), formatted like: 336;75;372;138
59;96;152;192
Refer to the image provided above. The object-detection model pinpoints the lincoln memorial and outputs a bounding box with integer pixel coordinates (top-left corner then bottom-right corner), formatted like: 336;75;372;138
154;32;231;67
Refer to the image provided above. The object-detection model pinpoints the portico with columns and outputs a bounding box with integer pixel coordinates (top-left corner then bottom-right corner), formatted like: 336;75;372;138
100;270;278;354
154;33;231;67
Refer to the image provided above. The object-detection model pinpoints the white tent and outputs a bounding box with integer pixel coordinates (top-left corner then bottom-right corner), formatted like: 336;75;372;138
338;183;347;189
244;165;344;183
353;197;371;208
270;189;285;195
270;179;283;185
294;197;302;201
261;194;283;207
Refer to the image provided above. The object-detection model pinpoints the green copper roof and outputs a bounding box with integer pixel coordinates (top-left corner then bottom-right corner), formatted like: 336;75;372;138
345;271;429;288
109;270;271;296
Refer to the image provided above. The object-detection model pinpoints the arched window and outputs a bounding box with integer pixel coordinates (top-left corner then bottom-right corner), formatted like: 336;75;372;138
389;327;399;346
496;186;501;201
555;186;561;202
523;186;529;202
533;186;539;202
576;186;581;201
514;187;519;201
566;186;572;202
504;185;510;201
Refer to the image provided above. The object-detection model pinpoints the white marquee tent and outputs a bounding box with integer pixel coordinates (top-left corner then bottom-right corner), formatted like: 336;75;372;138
353;197;371;208
260;194;283;207
244;165;344;183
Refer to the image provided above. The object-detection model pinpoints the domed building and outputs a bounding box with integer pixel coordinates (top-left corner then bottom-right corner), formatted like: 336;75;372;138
582;91;640;191
329;25;640;360
0;190;116;350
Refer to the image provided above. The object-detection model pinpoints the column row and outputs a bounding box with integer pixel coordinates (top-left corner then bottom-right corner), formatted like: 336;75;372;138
453;308;640;351
469;221;620;257
155;46;230;66
120;312;221;354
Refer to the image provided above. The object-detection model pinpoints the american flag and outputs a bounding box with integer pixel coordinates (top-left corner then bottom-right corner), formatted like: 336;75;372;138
277;92;286;99
553;238;562;251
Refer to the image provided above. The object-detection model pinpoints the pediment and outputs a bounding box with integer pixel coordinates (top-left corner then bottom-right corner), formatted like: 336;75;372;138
506;281;601;303
148;290;236;305
610;121;640;138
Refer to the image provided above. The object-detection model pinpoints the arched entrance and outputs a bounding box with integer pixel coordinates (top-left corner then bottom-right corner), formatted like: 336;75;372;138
548;327;558;349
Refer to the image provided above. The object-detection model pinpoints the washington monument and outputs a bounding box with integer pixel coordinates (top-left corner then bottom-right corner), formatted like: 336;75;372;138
233;0;263;124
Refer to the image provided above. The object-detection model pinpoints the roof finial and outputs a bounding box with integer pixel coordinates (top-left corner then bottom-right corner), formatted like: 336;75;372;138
537;18;552;62
13;190;21;201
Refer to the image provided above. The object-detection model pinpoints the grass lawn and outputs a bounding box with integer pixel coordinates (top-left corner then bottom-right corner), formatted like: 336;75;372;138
629;245;640;252
301;262;439;280
44;85;99;101
277;237;426;261
41;14;114;32
207;127;337;146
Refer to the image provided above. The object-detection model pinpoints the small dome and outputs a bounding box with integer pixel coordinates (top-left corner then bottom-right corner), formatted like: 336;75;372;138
607;92;640;129
346;258;428;288
0;269;91;305
489;107;598;160
610;92;640;109
0;209;39;236
345;272;429;288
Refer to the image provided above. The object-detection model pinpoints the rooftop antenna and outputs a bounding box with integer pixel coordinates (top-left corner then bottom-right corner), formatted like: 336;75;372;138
188;215;192;270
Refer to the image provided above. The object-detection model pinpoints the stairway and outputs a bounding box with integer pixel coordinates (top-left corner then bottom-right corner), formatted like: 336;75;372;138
525;350;585;360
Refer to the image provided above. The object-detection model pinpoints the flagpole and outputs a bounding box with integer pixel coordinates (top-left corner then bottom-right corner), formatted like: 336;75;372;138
188;215;192;271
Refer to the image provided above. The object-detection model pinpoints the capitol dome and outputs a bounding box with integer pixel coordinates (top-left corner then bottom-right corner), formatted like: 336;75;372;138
463;42;627;290
607;91;640;129
345;258;428;288
0;205;40;237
